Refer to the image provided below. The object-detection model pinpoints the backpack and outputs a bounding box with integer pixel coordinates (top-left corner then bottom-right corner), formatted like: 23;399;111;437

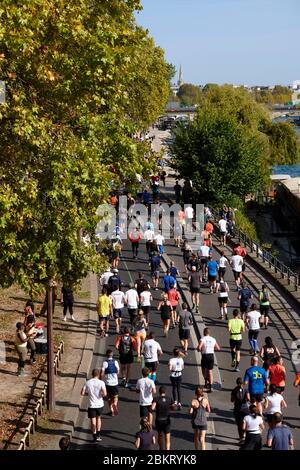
193;399;207;427
220;282;227;293
136;279;147;294
261;290;269;303
105;358;118;375
119;335;132;355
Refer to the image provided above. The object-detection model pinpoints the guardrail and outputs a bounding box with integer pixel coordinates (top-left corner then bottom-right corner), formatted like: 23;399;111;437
210;211;299;291
17;341;64;451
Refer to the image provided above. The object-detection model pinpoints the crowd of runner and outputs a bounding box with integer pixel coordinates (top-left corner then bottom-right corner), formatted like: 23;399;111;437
79;162;299;451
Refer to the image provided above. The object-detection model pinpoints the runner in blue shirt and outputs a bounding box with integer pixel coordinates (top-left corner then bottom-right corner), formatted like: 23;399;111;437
206;256;219;294
150;254;161;290
163;271;176;293
243;356;268;414
169;261;179;288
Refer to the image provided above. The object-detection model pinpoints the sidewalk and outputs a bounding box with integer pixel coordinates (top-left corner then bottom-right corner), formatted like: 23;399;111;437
1;273;98;450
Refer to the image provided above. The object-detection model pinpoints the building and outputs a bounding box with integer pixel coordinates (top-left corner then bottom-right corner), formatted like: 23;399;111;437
171;65;185;96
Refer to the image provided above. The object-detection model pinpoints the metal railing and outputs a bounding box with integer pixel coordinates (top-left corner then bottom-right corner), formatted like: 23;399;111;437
210;211;299;291
17;341;64;450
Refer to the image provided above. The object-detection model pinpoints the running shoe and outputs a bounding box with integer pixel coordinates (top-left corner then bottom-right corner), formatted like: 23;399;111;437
96;435;102;442
177;403;182;410
235;366;240;372
125;382;130;389
71;315;76;321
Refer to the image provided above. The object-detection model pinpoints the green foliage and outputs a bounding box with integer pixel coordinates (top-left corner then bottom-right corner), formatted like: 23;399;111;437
177;83;202;106
0;0;170;293
263;121;300;165
235;210;259;242
170;85;299;206
253;85;292;105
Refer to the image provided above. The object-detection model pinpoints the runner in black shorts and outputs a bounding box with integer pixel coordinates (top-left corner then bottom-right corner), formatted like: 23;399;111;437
152;386;175;450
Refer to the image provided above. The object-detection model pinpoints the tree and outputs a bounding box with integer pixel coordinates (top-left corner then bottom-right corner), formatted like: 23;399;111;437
0;0;170;293
170;85;299;205
177;84;202;106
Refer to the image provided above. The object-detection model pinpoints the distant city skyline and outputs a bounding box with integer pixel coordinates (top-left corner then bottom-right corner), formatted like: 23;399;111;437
137;0;300;87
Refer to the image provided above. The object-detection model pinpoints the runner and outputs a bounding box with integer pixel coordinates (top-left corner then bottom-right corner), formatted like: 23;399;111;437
231;377;249;443
143;332;163;383
115;327;136;388
228;309;245;371
163;270;176;293
80;369;107;442
238;282;253;319
293;372;300;406
240;405;264;450
129;227;142;259
188;266;201;313
216;278;230;320
204;219;214;247
154;231;165;255
230;252;244;291
144;225;155;256
158;294;172;337
266;413;294;450
218;216;228;246
167;284;180;328
173;220;183;247
206;256;219;293
110;286;125;333
259;336;280;370
177;302;193;355
99;267;113;290
150;252;161;290
101;349;120;417
136;367;156;426
168;348;184;410
174;180;182;204
189;386;211;450
218;251;228;280
182;240;192;272
268;356;286;393
152;386;175;450
243;356;269;415
135;272;150;297
184;205;194;234
199;243;211;282
107;269;122;294
259;284;271;329
140;286;153;324
134;418;156;450
187;252;200;273
169;261;179;288
97;287;112;337
263;384;287;427
246;303;262;355
135;310;148;362
197;328;221;392
124;283;139;327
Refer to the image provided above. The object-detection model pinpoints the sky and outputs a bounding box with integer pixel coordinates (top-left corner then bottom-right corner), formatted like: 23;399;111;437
136;0;300;86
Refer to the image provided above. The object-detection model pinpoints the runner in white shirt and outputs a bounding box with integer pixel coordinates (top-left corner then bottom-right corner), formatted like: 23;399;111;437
246;303;262;355
125;284;139;326
263;384;287;425
218;251;228;280
154;233;165;255
144;228;155;256
81;369;107;442
184;205;194;234
231;254;244;290
136;367;156;425
100;269;113;287
168;348;184;409
140;287;152;323
197;328;220;392
143;332;163;383
199;244;211;281
218;217;228;245
110;288;125;333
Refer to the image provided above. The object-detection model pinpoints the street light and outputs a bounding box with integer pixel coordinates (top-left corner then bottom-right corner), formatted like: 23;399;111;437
47;279;55;411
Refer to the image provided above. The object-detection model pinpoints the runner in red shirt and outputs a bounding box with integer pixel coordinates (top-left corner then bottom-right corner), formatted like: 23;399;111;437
268;356;286;393
167;285;180;328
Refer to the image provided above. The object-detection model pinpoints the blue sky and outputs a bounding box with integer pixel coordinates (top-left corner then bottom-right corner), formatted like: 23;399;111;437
136;0;300;86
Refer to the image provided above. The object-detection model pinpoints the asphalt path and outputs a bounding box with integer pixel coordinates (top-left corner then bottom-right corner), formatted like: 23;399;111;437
71;240;209;450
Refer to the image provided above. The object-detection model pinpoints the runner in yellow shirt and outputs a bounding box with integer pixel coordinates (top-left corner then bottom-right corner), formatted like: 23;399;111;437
228;309;245;372
97;287;112;338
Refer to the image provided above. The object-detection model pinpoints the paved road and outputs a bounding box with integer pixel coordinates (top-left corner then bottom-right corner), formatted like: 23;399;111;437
72;129;300;450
